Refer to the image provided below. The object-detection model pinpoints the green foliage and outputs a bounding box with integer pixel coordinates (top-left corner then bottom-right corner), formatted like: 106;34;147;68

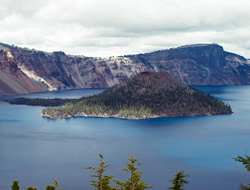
168;171;189;190
235;155;250;172
85;154;114;190
12;179;61;190
13;153;194;190
119;107;152;118
26;187;38;190
53;178;62;190
6;98;74;107
114;154;154;190
42;72;232;119
85;154;153;190
12;180;20;190
43;107;53;116
239;185;250;190
234;155;250;189
46;185;56;190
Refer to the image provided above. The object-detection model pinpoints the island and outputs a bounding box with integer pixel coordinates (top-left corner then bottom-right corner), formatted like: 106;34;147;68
42;71;232;119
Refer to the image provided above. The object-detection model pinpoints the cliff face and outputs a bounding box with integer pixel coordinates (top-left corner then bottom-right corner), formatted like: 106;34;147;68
131;44;250;85
0;42;250;95
0;46;47;95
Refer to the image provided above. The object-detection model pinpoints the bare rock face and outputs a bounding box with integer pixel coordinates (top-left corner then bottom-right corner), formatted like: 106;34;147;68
0;42;250;95
130;44;250;85
0;46;47;95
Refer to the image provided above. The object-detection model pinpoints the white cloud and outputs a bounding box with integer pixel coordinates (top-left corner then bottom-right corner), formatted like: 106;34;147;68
0;0;250;58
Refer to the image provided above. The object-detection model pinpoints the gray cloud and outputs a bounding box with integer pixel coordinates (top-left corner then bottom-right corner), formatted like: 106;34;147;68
0;0;46;19
0;0;250;58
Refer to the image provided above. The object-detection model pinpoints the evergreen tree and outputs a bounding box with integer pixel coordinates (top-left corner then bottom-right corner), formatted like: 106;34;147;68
114;154;153;190
234;155;250;189
11;180;20;190
85;154;114;190
53;178;62;190
168;171;189;190
46;185;56;190
240;185;250;190
26;187;38;190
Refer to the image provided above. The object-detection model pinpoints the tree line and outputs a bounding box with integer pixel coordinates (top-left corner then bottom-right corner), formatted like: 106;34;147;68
42;76;232;118
6;98;75;107
11;154;250;190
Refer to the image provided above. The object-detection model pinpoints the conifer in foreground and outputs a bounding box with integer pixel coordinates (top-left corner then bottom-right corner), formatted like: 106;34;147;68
11;180;20;190
168;171;189;190
85;154;114;190
234;155;250;190
26;187;38;190
114;154;154;190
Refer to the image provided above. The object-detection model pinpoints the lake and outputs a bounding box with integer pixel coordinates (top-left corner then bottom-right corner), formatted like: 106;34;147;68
1;86;250;190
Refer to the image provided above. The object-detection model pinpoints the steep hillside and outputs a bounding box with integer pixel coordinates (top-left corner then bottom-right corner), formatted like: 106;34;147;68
0;46;46;95
0;42;147;95
131;44;250;85
1;42;250;95
42;72;232;119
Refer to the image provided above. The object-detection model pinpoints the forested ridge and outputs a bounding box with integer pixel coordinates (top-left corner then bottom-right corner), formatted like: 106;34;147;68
42;72;232;119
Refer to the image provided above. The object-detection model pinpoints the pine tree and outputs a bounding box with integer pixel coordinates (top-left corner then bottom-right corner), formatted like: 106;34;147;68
26;187;38;190
46;185;56;190
114;154;154;190
11;180;20;190
53;178;62;190
168;171;189;190
234;155;250;189
85;154;114;190
239;185;250;190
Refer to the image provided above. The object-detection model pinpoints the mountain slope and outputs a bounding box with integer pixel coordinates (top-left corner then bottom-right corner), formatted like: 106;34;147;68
131;44;250;85
1;42;250;95
0;47;47;95
42;72;232;119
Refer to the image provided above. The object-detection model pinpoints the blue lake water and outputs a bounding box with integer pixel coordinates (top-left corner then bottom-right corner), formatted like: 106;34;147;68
1;86;250;190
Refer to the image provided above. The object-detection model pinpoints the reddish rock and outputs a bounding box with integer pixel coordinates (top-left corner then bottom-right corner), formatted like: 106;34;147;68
1;42;250;95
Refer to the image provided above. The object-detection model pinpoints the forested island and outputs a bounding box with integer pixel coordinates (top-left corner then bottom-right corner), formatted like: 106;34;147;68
42;72;232;119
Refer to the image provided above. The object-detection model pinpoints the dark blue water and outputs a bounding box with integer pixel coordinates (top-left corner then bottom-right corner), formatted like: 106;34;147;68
1;86;250;190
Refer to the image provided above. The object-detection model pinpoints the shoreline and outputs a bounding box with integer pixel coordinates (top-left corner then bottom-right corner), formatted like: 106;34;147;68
42;113;159;120
42;111;232;120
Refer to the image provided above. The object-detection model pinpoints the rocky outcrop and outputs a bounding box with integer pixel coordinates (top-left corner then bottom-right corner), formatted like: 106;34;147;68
0;42;250;95
0;46;47;95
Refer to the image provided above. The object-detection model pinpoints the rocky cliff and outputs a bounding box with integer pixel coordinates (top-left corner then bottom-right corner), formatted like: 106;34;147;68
131;44;250;85
0;45;47;95
0;42;250;95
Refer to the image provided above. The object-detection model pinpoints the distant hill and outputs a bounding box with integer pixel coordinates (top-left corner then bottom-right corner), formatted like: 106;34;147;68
42;72;232;119
1;42;250;95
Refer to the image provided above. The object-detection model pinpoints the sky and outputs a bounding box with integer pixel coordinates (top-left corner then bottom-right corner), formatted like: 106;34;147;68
0;0;250;58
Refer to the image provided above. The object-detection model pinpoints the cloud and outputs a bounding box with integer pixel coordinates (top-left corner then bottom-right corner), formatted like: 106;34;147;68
0;0;46;19
0;0;250;58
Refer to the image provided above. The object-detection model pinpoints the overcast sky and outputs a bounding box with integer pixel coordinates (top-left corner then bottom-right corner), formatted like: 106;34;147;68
1;0;250;58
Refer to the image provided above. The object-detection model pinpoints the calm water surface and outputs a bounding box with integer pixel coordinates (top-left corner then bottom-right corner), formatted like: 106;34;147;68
1;86;250;190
